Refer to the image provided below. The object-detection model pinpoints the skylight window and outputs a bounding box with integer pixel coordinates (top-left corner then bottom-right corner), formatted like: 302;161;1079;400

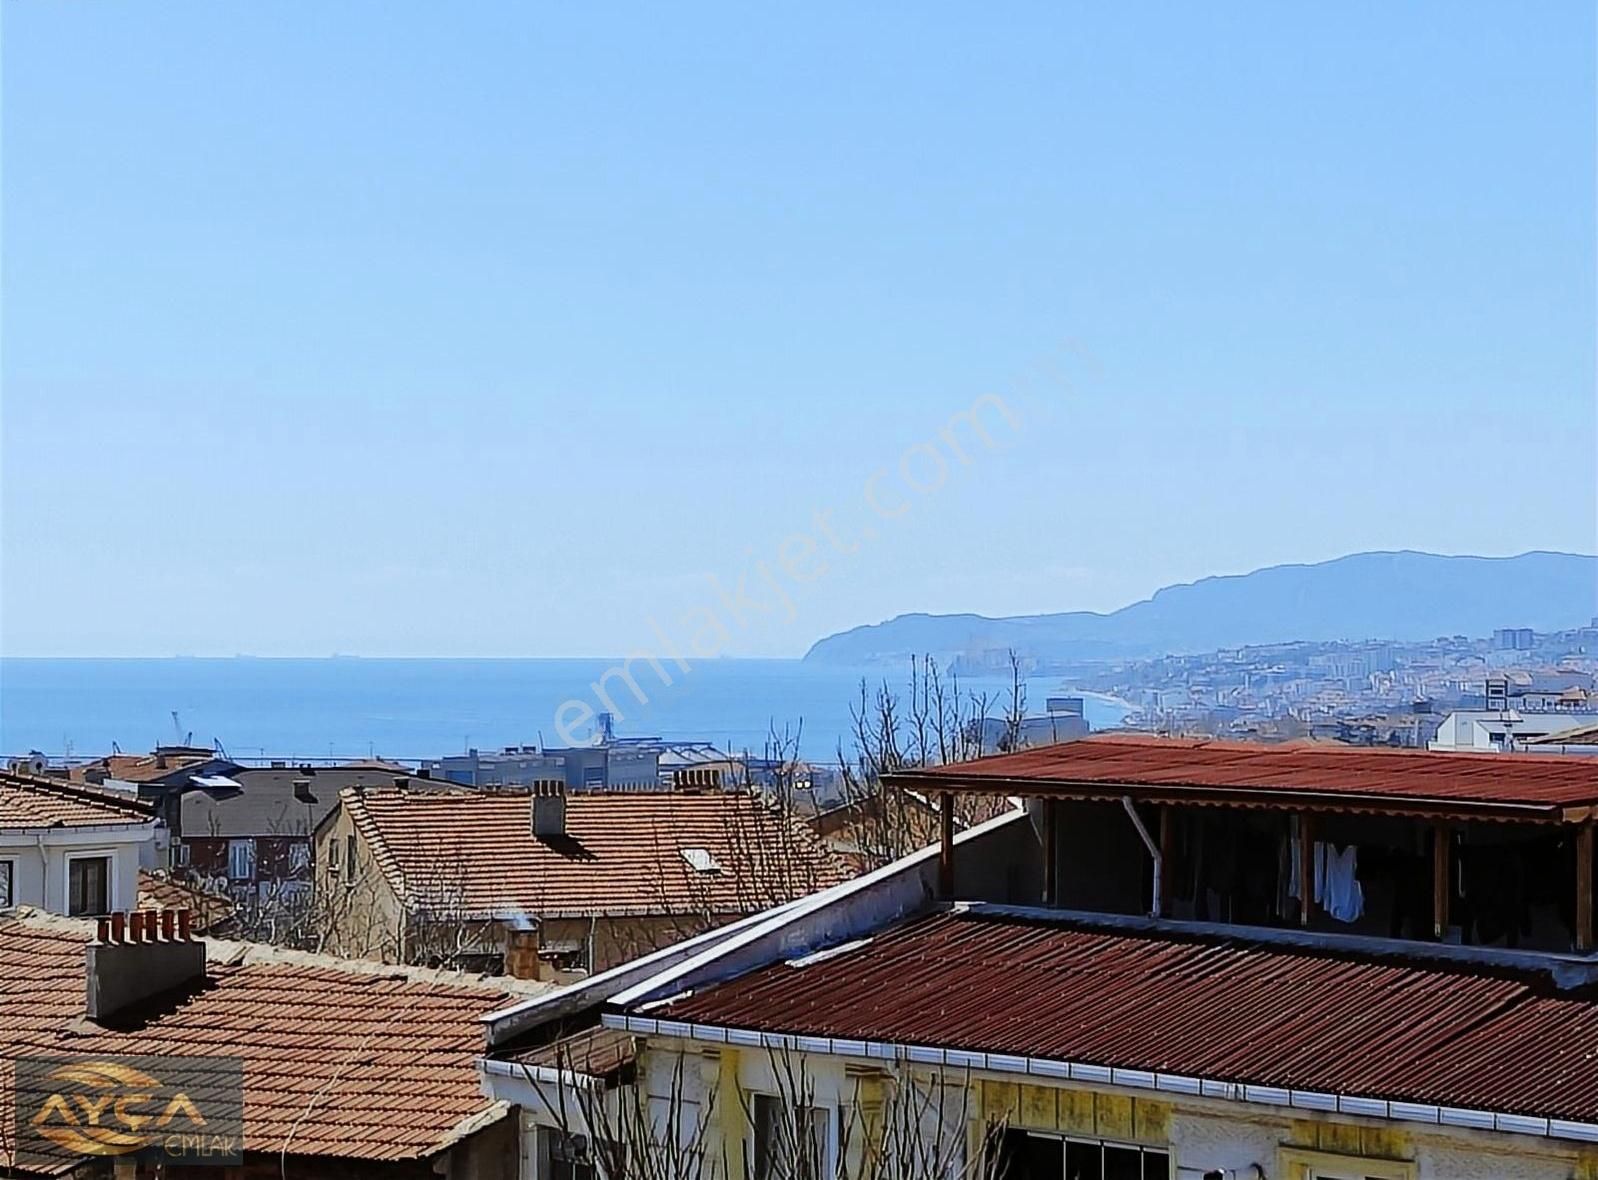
680;847;721;875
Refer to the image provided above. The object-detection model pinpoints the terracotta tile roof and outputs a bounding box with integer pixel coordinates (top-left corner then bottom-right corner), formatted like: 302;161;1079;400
0;910;550;1171
0;771;155;828
347;787;850;919
70;752;216;785
895;734;1598;821
136;870;235;933
657;907;1598;1126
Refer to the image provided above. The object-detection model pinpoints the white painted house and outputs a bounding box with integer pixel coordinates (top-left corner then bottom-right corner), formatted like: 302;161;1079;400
0;770;162;916
1427;709;1598;752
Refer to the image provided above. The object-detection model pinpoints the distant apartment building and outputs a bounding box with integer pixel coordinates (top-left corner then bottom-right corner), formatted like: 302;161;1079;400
178;762;413;910
0;770;161;916
1494;626;1537;650
69;744;244;833
1428;709;1598;752
423;718;736;790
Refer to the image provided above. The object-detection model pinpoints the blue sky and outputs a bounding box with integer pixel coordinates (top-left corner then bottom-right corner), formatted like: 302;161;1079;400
3;2;1594;657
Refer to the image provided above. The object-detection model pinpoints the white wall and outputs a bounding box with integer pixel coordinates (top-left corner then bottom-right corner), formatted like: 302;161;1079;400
0;824;157;914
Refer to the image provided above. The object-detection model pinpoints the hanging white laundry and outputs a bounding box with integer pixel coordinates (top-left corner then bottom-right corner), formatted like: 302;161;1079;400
1321;843;1365;923
1287;837;1329;903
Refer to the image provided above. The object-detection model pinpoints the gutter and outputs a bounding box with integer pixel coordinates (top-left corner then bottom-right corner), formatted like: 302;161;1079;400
480;1056;604;1091
602;1011;1598;1147
885;772;1569;824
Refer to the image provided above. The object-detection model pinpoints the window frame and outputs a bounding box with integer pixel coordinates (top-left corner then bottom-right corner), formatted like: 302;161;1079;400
227;838;256;882
750;1091;838;1180
1280;1146;1415;1180
66;852;113;917
993;1128;1172;1180
0;858;15;908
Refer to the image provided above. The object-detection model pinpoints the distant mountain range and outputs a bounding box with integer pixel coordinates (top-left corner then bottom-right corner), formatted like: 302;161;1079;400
804;550;1598;665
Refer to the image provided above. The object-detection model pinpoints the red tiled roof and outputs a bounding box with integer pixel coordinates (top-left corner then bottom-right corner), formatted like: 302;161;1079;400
70;752;213;784
894;734;1598;820
347;788;850;918
0;911;547;1172
657;907;1598;1125
0;771;155;828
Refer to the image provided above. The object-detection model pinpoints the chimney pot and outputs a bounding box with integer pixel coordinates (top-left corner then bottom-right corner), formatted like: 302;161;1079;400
97;917;111;944
178;910;193;940
530;779;567;838
85;908;207;1020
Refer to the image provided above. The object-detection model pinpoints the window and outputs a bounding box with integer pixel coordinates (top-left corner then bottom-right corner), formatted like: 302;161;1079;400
344;833;357;887
68;856;111;917
992;1131;1168;1180
535;1127;595;1180
753;1094;831;1180
0;860;14;908
227;839;255;881
289;842;311;873
173;842;191;868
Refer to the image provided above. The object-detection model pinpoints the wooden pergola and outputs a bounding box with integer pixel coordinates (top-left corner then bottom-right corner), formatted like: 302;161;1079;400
888;736;1598;952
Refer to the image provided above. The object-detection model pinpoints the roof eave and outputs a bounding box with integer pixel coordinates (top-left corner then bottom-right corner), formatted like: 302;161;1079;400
886;771;1572;824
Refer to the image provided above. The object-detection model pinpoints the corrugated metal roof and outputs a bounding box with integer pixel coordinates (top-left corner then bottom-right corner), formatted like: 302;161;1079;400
504;1025;638;1081
656;908;1598;1124
892;734;1598;820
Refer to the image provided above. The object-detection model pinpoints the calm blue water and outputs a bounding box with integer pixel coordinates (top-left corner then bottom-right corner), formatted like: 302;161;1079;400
0;658;1129;765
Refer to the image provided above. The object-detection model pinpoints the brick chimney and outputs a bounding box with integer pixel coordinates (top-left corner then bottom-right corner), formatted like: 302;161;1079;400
87;910;206;1021
530;779;567;838
502;915;543;981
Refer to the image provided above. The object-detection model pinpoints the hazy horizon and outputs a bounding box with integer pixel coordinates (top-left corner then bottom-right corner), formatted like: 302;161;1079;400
5;5;1594;659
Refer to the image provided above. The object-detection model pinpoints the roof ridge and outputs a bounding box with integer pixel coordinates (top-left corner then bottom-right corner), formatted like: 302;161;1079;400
2;906;548;995
0;769;156;819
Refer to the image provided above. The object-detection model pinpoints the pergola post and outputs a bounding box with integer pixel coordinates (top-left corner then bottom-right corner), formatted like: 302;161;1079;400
1578;820;1594;954
1158;806;1176;919
1432;822;1451;941
1298;812;1315;928
1042;800;1058;906
938;791;954;900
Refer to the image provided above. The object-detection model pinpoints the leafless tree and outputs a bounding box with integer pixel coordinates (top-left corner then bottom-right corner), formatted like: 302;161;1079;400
822;656;1014;872
530;1042;1006;1180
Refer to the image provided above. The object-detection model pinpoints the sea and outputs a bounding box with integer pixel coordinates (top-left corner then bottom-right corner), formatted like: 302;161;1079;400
0;658;1130;767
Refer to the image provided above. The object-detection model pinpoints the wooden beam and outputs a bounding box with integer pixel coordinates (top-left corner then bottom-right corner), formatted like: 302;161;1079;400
938;791;954;900
1158;806;1176;918
1298;812;1315;928
1578;821;1594;953
1432;822;1451;942
1042;800;1058;906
